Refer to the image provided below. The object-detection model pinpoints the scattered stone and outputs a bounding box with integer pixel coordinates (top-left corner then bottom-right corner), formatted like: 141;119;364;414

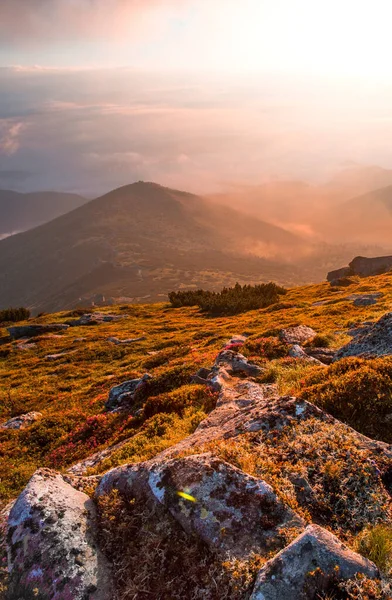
8;324;69;340
107;336;146;345
6;468;112;600
16;342;37;351
345;292;383;307
250;524;378;600
0;412;42;430
288;344;325;365
280;325;317;345
105;374;152;412
214;349;262;377
224;334;248;348
73;337;87;343
336;311;392;359
97;453;304;558
66;313;124;327
304;347;335;365
45;350;77;361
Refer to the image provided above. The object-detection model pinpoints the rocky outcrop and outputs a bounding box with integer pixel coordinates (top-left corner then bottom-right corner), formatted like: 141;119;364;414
250;524;378;600
304;347;335;365
336;311;392;359
8;324;69;339
328;254;392;282
6;469;112;600
0;412;42;430
66;313;124;327
280;326;316;345
97;453;304;558
105;373;152;412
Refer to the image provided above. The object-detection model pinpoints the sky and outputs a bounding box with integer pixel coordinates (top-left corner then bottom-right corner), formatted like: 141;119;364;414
2;0;392;194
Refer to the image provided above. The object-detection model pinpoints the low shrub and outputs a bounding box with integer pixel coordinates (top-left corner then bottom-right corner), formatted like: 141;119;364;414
168;282;287;315
300;357;392;443
0;307;30;324
143;385;217;419
354;525;392;574
243;337;289;361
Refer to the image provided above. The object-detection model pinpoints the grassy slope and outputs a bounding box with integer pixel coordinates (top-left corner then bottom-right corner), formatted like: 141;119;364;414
1;272;392;508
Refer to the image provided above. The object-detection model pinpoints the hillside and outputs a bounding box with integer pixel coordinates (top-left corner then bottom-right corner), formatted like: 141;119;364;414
1;273;392;598
0;189;88;237
0;182;309;313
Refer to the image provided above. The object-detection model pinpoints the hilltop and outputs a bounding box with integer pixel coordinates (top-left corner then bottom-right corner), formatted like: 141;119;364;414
1;273;392;598
0;182;308;313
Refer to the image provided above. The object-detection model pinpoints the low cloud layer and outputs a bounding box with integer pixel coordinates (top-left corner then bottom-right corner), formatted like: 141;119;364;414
2;67;392;196
0;0;186;45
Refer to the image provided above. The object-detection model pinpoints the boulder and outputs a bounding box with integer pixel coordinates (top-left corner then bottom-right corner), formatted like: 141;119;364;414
288;345;324;365
304;347;335;365
214;349;262;377
8;324;69;339
350;255;392;277
280;326;317;345
1;412;42;430
327;266;352;282
105;373;152;411
250;524;378;600
6;469;111;600
97;454;304;558
336;312;392;359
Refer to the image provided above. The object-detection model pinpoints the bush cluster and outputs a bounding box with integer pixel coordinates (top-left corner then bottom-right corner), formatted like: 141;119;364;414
0;307;30;324
300;357;392;443
168;282;287;315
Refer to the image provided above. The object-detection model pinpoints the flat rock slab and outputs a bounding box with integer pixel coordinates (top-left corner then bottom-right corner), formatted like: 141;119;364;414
280;326;316;345
107;336;146;345
8;324;69;339
251;524;378;600
7;469;111;600
66;313;124;327
304;347;335;365
45;350;77;361
0;412;42;430
288;345;324;365
336;311;392;359
97;454;304;558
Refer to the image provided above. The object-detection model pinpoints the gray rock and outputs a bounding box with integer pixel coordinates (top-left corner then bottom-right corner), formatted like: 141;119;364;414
45;350;77;361
97;453;304;558
105;373;152;411
8;324;69;339
107;336;146;345
304;347;335;365
350;255;392;277
6;469;112;600
1;412;42;430
66;313;124;327
336;311;392;359
214;349;262;377
251;524;378;600
288;344;324;365
327;266;353;282
280;326;317;345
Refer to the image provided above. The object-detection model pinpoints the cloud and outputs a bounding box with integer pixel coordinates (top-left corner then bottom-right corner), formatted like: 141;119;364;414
0;0;186;45
0;121;25;155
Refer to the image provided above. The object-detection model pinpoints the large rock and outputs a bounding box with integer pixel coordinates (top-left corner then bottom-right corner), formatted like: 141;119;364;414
251;524;378;600
105;373;152;411
336;312;392;359
6;469;111;600
0;412;42;430
304;347;335;365
327;266;353;282
350;255;392;277
8;324;69;339
66;313;124;327
97;454;304;558
288;345;324;365
280;326;316;345
214;349;262;377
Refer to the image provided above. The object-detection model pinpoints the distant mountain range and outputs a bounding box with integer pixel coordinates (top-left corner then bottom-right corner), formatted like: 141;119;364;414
1;170;392;313
0;190;88;237
0;182;309;312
